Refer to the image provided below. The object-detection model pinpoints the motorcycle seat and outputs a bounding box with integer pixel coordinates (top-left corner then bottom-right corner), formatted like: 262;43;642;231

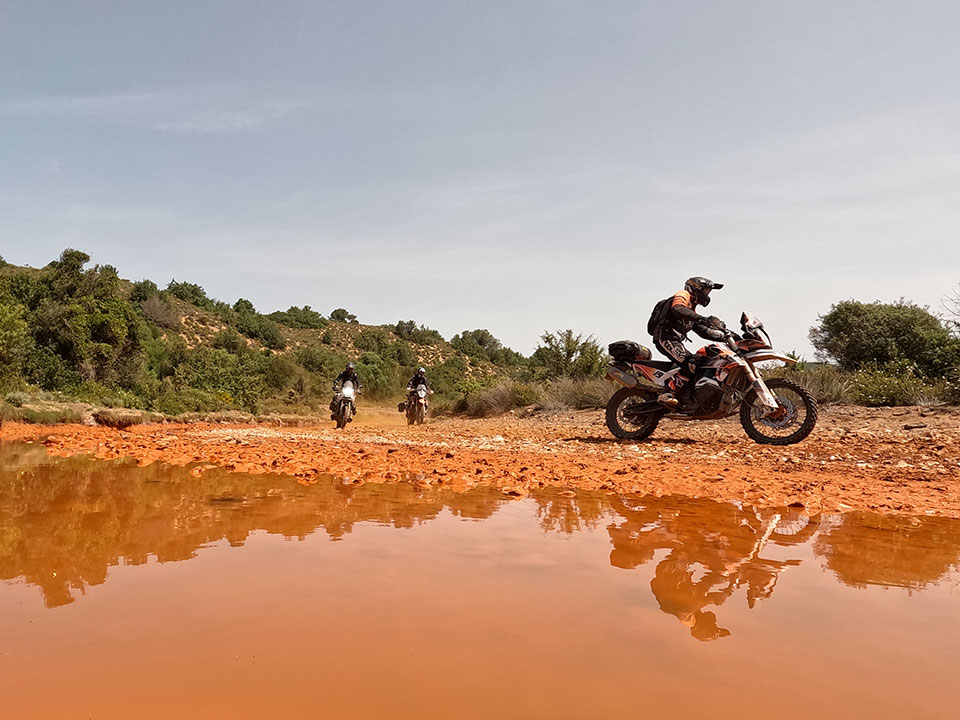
634;359;677;371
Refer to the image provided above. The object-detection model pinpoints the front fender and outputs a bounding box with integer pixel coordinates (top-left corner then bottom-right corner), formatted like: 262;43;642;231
743;350;797;365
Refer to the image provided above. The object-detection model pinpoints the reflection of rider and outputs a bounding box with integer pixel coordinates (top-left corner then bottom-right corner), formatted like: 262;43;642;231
607;496;796;642
649;277;726;407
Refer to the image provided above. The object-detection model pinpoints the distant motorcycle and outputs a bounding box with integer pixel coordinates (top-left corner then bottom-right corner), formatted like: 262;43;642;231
605;312;818;445
332;380;358;429
405;384;429;425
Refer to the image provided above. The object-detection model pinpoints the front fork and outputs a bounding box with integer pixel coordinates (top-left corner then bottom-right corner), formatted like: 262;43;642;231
742;364;780;414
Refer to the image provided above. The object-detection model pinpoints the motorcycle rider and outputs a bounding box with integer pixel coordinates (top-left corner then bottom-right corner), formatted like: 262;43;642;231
649;277;727;408
330;362;362;415
407;367;433;407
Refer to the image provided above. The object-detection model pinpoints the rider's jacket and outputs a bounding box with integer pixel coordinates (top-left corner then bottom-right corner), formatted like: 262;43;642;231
407;373;429;391
655;290;705;339
334;369;361;391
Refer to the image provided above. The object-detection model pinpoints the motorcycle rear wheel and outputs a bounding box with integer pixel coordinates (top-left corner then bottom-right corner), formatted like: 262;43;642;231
606;387;662;440
416;405;425;424
739;378;817;445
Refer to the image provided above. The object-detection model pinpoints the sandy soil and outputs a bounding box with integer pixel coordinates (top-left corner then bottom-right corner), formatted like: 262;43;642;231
3;404;959;517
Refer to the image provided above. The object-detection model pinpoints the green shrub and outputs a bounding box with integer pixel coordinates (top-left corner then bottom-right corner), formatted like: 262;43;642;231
4;391;30;407
212;328;248;355
330;308;357;323
166;280;216;310
139;295;180;329
266;305;328;330
130;279;159;303
542;377;612;410
394;320;444;345
851;361;928;406
769;364;853;405
531;330;606;380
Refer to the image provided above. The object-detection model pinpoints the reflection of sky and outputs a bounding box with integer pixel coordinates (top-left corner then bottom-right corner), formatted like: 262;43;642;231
3;3;959;356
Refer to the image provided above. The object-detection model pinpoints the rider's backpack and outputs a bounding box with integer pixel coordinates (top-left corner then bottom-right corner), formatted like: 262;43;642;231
647;296;673;336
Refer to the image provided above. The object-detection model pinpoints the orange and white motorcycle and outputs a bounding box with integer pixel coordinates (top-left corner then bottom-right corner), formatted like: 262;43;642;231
605;313;817;445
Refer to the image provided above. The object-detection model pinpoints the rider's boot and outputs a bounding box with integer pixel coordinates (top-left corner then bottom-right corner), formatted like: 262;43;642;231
658;392;679;408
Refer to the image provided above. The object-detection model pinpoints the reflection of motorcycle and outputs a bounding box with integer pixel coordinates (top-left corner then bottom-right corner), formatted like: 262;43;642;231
608;495;815;641
605;312;818;445
405;384;428;425
332;380;357;429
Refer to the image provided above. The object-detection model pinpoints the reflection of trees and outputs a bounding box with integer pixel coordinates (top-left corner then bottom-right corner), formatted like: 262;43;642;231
814;512;960;590
607;496;814;641
533;491;610;535
0;445;508;608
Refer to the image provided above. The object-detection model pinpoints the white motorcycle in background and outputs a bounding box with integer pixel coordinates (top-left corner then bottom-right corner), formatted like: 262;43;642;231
332;380;357;429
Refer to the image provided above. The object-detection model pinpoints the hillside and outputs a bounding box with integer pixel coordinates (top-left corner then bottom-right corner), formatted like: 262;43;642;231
0;249;526;417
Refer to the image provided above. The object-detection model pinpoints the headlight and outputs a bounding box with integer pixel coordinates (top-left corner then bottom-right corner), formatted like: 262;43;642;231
342;386;355;398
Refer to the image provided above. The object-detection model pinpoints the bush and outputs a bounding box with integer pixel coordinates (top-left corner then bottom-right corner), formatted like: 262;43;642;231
130;280;159;303
541;377;613;410
394;320;444;345
769;364;853;405
212;328;249;355
330;308;357;323
139;295;181;329
4;391;30;407
851;361;928;407
266;305;328;330
811;300;960;377
166;280;216;311
531;330;606;380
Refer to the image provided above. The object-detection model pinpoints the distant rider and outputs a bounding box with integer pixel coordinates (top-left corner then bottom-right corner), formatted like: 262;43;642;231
648;277;727;407
333;362;362;393
331;362;362;414
407;367;433;406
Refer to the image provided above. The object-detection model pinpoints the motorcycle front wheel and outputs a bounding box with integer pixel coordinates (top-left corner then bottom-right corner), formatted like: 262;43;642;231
739;378;818;445
416;404;425;425
605;387;662;440
336;404;352;429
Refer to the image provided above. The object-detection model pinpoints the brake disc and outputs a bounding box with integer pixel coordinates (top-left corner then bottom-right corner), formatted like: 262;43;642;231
757;396;798;429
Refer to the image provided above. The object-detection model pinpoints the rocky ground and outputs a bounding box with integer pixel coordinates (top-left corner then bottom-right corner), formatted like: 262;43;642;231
3;404;959;517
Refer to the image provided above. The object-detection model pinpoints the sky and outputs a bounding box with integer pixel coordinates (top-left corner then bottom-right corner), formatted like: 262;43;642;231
1;1;959;358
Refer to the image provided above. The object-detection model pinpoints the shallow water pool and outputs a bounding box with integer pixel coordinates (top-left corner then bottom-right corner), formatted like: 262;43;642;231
1;442;958;719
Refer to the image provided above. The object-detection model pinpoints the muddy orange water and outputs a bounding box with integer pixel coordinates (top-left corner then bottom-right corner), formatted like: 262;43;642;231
2;442;959;719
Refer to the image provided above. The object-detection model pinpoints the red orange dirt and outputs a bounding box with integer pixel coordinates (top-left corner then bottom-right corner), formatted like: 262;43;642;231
3;404;959;517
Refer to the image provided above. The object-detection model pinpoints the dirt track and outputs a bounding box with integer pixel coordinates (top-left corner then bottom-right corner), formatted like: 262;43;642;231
3;404;959;517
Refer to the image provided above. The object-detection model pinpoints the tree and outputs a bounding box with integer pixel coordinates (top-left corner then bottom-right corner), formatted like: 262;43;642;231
0;300;31;382
810;300;960;377
943;281;960;334
451;328;524;366
166;280;215;310
531;330;606;379
330;308;357;323
130;279;159;303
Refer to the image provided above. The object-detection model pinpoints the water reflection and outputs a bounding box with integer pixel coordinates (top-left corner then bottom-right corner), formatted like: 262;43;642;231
607;496;817;640
2;443;960;634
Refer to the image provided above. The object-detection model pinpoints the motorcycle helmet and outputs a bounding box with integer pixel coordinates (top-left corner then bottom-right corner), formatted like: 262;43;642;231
417;367;425;374
346;362;355;370
684;277;724;307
